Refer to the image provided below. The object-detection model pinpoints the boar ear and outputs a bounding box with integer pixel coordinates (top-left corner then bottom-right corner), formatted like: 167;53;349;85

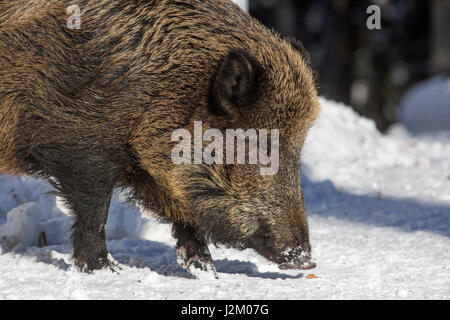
286;37;311;67
211;49;260;120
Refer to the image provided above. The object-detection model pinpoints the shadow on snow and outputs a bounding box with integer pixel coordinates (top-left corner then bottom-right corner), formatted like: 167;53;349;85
301;171;450;238
1;238;302;279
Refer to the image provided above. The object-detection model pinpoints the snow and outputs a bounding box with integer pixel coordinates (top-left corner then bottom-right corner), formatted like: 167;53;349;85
0;97;449;299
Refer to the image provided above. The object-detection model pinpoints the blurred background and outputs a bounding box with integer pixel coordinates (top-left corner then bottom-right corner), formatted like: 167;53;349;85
234;0;450;134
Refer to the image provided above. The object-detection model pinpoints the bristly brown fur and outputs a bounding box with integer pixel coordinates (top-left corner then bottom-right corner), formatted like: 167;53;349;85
0;0;319;272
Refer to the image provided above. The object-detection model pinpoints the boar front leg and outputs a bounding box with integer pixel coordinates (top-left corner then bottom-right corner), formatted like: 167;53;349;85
49;157;119;272
67;183;114;272
172;223;218;278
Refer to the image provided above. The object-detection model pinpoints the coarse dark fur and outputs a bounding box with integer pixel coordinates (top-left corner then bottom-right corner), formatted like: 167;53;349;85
0;0;320;273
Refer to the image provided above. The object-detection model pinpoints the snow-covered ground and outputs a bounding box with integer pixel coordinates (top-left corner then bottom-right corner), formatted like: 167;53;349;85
0;98;449;300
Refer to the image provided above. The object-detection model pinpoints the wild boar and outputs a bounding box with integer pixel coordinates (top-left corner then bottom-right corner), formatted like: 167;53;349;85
0;0;319;275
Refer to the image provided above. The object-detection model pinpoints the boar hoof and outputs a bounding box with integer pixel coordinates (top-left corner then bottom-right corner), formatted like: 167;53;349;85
176;242;218;279
74;255;119;274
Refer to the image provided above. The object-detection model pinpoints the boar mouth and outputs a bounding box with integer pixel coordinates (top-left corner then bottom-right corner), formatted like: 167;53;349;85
278;257;316;270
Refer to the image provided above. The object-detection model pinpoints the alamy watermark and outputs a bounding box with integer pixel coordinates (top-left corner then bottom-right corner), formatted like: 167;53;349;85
367;5;381;30
171;122;279;176
66;5;81;30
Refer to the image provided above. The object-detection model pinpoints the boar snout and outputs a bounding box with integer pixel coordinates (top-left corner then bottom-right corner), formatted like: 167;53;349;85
250;228;316;270
275;235;316;270
278;233;316;270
